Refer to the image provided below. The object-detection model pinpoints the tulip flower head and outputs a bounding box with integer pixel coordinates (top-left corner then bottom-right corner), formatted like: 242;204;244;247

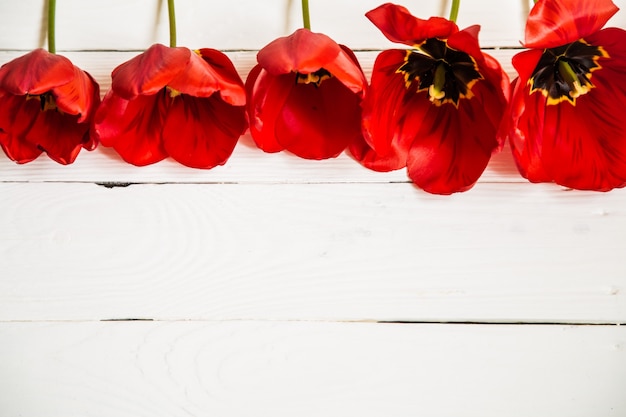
506;0;626;191
0;0;100;165
349;3;510;194
0;49;100;164
92;45;247;168
93;0;246;168
245;28;367;159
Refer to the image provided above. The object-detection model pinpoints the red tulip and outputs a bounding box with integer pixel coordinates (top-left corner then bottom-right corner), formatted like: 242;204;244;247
92;43;247;168
506;0;626;191
0;49;100;164
349;3;510;194
245;28;367;159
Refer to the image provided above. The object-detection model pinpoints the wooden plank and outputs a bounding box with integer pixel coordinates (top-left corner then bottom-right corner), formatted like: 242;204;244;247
1;321;624;417
0;0;538;50
1;0;625;50
1;182;625;322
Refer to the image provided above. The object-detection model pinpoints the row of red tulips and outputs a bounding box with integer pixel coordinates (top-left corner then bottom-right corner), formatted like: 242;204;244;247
1;0;625;194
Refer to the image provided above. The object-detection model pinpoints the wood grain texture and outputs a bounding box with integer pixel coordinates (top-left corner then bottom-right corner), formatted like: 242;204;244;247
1;182;625;323
1;321;625;417
2;2;626;415
2;0;625;51
0;1;557;50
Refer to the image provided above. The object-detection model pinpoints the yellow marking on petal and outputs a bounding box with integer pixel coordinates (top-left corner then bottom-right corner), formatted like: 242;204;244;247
167;86;182;98
41;94;58;111
27;93;61;113
295;69;332;87
397;43;482;108
529;40;609;106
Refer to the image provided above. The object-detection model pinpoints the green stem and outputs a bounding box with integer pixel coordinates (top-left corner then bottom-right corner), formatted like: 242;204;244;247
301;0;311;30
48;0;56;54
168;0;177;47
448;0;460;22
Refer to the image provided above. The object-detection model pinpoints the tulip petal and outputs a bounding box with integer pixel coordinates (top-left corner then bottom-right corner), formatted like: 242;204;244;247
366;3;458;47
52;66;100;123
507;78;552;183
111;44;190;99
447;25;484;66
0;49;74;95
93;90;168;166
27;111;89;165
358;49;416;168
323;46;367;95
0;94;42;163
274;76;361;159
162;94;246;169
406;95;498;194
168;49;246;106
257;29;341;75
246;67;291;153
525;0;619;48
196;48;247;106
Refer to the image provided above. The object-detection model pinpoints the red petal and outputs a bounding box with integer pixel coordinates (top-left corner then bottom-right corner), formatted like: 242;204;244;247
507;56;552;183
406;97;499;195
27;111;90;164
366;3;458;46
323;45;367;95
0;94;42;163
274;76;361;160
162;94;246;168
257;29;341;75
196;48;247;106
358;49;417;169
168;49;246;104
52;66;100;123
111;44;190;99
511;49;544;86
447;26;483;65
0;49;74;95
93;90;168;165
347;133;408;172
525;0;619;48
477;52;511;151
0;132;42;163
167;50;223;97
245;67;290;153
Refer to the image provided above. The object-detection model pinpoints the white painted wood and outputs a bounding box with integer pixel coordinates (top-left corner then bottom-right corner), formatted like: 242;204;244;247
1;182;625;323
2;2;626;415
2;1;626;51
1;321;625;417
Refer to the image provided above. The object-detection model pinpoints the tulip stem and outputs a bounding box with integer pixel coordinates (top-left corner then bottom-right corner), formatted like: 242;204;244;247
448;0;460;22
302;0;311;30
48;0;56;54
168;0;177;47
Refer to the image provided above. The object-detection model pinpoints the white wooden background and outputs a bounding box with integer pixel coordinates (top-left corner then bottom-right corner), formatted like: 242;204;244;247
2;1;626;416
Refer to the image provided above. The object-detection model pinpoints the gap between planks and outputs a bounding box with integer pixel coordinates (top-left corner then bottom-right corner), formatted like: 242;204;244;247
1;318;623;326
